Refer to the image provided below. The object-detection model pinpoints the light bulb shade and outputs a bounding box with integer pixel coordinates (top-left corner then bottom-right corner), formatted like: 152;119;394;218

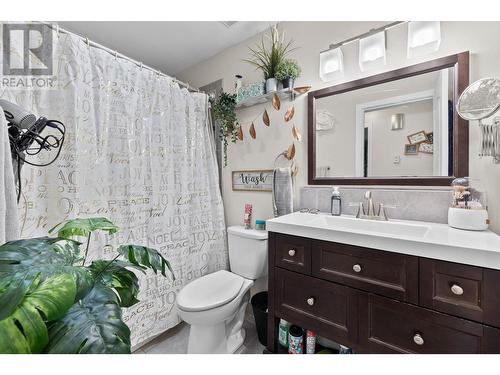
319;47;344;82
407;21;441;58
359;31;386;72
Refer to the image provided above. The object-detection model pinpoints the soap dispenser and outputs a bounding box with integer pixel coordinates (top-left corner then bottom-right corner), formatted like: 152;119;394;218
331;187;341;216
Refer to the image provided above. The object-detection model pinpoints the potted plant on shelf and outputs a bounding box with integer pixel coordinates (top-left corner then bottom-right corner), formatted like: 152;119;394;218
211;92;239;167
243;25;296;93
276;59;301;89
0;217;174;354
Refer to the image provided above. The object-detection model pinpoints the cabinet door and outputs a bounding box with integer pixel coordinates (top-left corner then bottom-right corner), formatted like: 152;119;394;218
420;258;500;328
276;268;358;346
359;293;499;353
312;240;418;303
275;234;311;274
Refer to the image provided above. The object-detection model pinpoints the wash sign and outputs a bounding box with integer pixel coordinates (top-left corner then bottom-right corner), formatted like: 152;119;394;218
232;170;273;192
1;23;56;89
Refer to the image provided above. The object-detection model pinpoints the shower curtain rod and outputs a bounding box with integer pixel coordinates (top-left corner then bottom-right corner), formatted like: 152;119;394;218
40;22;202;93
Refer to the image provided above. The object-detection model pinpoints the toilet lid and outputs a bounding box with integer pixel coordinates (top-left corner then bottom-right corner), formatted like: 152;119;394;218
177;270;245;312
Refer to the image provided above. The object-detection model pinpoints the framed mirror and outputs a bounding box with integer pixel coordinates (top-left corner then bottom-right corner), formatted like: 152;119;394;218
308;52;469;185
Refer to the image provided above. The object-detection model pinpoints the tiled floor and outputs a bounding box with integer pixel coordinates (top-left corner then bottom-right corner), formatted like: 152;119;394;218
133;305;266;354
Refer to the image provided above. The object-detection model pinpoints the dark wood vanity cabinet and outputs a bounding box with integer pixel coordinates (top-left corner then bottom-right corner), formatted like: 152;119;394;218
358;293;497;353
275;234;311;274
276;268;359;346
419;258;500;327
267;232;500;354
312;240;418;304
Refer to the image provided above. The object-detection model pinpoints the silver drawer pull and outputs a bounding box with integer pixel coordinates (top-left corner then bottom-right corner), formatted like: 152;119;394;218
353;264;362;273
288;249;296;257
451;284;464;296
307;297;315;306
413;334;424;346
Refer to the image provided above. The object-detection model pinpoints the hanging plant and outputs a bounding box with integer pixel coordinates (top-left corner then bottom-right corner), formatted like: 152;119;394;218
211;92;239;166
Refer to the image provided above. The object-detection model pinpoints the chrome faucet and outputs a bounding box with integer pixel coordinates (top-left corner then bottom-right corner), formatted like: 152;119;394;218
364;190;375;217
352;190;395;221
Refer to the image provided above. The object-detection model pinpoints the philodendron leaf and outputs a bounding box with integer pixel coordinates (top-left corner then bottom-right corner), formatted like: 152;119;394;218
88;260;140;307
49;217;118;239
0;273;76;354
0;237;93;300
0;237;81;270
46;283;131;354
117;245;174;280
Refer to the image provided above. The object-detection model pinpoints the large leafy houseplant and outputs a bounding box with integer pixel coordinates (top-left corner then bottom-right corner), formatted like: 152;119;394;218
0;217;174;354
211;92;239;166
243;25;295;81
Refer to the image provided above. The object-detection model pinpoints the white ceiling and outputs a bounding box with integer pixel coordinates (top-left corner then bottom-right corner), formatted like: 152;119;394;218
58;21;272;76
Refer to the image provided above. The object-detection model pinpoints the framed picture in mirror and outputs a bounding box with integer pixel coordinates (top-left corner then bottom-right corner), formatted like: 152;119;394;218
419;142;434;154
426;131;434;144
407;131;428;145
404;144;419;155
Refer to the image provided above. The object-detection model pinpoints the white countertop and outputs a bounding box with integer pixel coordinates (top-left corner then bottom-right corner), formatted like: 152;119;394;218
266;212;500;270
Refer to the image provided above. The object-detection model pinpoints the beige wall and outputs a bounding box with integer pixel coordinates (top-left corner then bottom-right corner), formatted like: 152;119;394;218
367;101;434;176
178;21;500;234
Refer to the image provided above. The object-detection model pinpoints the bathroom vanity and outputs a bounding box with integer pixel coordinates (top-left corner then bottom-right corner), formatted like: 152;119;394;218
266;212;500;353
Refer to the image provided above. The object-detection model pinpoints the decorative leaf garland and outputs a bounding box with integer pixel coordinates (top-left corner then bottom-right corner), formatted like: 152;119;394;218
236;89;309;176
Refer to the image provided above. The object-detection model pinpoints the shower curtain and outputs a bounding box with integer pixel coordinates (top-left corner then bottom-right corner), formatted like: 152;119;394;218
1;28;228;347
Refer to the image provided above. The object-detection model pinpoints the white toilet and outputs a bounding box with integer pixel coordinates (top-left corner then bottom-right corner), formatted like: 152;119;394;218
176;226;268;354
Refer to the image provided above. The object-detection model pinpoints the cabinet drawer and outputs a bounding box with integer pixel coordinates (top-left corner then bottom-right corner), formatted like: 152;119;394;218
276;268;358;345
359;293;499;353
275;234;311;274
312;240;418;303
420;258;500;327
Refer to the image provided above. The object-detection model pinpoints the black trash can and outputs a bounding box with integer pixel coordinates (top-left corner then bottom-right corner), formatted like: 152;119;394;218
251;291;268;346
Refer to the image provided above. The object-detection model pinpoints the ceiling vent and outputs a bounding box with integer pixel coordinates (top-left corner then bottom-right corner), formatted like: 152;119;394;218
219;21;238;28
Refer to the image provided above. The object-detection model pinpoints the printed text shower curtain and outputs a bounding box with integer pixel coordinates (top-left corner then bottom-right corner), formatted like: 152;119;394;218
1;29;228;347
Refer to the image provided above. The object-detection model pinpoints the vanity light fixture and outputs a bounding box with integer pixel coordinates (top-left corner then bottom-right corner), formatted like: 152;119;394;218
319;47;344;82
318;22;407;79
359;31;386;71
407;21;441;58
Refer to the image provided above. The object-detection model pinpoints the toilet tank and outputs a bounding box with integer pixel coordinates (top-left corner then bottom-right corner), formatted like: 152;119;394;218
227;226;268;280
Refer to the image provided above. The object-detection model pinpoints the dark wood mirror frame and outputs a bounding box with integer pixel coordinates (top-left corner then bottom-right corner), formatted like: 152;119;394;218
307;51;469;186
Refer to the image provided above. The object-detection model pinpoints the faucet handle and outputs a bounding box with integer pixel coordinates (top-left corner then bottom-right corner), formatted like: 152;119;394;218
378;203;397;220
364;190;372;199
348;202;365;218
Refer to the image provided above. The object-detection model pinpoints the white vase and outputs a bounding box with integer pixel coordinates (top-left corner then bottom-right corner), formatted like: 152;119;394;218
265;78;277;93
448;207;489;231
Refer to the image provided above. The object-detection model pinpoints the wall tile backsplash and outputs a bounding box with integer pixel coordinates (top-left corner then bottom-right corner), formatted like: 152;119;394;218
300;186;452;224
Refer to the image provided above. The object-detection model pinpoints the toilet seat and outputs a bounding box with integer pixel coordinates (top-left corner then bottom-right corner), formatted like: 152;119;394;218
177;270;245;312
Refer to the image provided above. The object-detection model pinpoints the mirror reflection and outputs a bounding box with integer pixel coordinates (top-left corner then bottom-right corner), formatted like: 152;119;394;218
315;68;454;178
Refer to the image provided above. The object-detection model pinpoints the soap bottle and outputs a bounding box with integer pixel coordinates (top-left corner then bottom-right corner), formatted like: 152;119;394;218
331;187;341;216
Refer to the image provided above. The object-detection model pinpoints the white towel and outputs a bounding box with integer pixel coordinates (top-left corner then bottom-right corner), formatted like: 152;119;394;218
272;167;293;217
0;109;19;244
